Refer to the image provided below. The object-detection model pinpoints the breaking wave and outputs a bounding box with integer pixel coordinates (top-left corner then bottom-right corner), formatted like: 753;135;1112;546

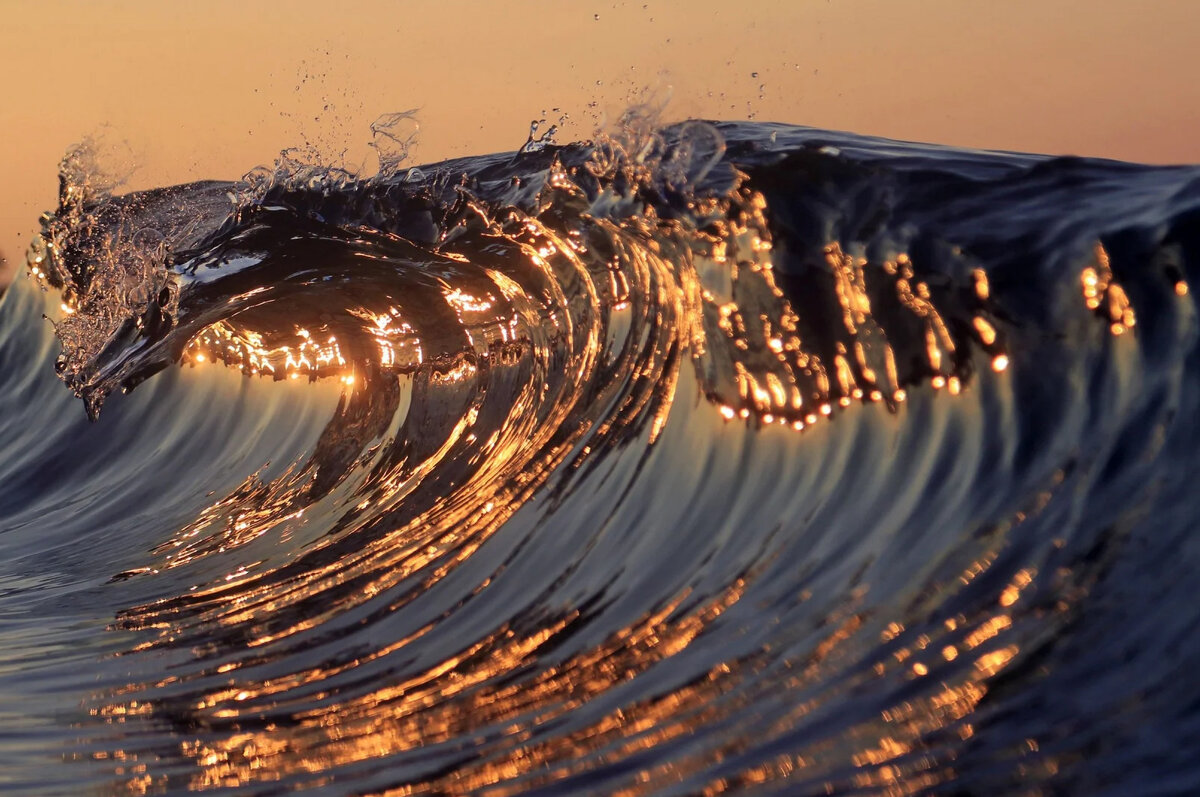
4;115;1200;794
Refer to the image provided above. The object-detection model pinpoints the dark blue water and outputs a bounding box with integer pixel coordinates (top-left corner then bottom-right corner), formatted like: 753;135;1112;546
3;119;1200;795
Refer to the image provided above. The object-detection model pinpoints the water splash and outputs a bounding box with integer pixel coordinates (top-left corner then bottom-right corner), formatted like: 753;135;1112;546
519;117;560;155
370;109;421;178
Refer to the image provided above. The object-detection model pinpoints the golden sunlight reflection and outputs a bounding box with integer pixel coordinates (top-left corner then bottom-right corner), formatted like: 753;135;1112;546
1082;243;1136;337
93;453;1072;795
701;223;1008;432
183;320;348;380
78;132;1066;797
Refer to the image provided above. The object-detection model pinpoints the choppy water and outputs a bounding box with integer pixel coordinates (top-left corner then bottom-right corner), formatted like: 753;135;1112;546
4;117;1200;795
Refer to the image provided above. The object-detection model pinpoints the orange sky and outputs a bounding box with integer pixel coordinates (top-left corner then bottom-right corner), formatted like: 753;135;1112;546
2;1;1198;280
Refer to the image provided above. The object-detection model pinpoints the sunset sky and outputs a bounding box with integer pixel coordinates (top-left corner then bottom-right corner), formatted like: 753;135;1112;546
2;1;1197;279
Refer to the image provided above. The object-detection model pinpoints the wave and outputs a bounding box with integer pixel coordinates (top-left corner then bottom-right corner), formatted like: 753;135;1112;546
4;117;1200;794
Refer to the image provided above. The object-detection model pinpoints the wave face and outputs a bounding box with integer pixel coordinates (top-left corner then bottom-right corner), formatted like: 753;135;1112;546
5;120;1200;795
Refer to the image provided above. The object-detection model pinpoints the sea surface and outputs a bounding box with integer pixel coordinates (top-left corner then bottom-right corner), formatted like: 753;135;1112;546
3;117;1200;795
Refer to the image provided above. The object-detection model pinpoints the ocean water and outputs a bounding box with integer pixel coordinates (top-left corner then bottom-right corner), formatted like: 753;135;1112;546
3;117;1200;795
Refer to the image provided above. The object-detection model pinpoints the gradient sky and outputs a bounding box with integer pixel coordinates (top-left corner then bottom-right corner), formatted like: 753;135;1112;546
2;1;1198;278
